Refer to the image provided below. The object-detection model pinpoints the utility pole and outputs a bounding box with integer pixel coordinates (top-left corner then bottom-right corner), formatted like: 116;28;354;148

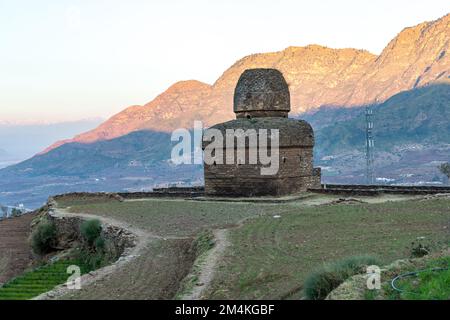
365;106;375;185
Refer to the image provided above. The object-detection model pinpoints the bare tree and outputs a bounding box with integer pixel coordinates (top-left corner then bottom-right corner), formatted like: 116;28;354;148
438;162;450;184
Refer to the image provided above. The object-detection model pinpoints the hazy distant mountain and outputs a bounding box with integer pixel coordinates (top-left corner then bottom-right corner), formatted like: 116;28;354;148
0;119;103;162
5;130;173;177
44;14;449;151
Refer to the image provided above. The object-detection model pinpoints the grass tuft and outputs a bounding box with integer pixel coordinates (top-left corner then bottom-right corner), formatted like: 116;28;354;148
303;255;379;300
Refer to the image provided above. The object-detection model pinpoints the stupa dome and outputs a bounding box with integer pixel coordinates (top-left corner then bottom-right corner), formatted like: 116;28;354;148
233;68;290;118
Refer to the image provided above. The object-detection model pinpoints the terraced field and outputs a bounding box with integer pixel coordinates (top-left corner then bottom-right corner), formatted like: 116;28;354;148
0;260;90;300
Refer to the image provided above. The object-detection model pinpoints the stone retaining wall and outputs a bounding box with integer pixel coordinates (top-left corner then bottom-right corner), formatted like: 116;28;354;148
41;208;136;259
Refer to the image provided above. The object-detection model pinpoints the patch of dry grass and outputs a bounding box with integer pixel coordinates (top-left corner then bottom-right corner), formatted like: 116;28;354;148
59;199;287;237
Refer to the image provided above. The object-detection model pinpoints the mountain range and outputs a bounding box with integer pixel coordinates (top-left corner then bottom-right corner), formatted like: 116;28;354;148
44;13;449;150
0;14;449;208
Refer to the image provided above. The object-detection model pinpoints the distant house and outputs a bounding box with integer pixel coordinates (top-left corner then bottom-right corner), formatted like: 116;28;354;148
0;204;28;219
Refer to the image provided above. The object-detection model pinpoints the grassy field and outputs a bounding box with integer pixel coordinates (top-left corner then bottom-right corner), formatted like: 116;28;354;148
56;195;450;300
57;198;290;237
395;259;450;300
205;198;450;299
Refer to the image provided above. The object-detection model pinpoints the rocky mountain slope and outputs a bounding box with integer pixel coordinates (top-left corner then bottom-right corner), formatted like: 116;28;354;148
45;14;449;151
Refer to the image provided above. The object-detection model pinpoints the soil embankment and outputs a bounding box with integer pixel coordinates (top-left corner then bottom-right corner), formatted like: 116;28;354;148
0;213;37;285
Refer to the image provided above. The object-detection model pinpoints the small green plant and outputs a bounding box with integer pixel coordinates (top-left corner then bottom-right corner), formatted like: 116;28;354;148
409;237;435;258
390;256;450;300
80;219;102;247
193;230;215;255
303;255;380;300
30;220;57;255
364;289;379;300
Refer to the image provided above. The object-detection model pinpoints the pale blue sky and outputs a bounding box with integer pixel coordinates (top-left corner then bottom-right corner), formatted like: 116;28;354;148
0;0;448;123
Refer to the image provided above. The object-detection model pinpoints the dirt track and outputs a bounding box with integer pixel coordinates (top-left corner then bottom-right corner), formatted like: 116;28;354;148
0;214;36;285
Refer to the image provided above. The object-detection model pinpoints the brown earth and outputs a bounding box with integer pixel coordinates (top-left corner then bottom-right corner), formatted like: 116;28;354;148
0;214;37;285
63;238;196;300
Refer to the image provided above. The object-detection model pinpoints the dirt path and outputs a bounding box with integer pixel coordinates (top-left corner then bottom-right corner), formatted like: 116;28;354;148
180;229;230;300
0;213;37;285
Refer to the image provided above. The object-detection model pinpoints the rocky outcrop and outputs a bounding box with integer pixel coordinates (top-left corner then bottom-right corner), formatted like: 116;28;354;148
350;14;450;105
30;201;136;261
46;210;136;255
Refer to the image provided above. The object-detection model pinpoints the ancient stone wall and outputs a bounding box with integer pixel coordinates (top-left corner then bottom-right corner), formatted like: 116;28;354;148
204;147;316;196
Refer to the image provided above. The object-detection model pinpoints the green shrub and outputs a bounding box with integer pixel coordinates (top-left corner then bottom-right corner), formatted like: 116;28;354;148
77;219;115;270
76;247;108;270
409;237;435;258
30;220;57;255
303;255;380;300
80;219;102;247
94;236;106;251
